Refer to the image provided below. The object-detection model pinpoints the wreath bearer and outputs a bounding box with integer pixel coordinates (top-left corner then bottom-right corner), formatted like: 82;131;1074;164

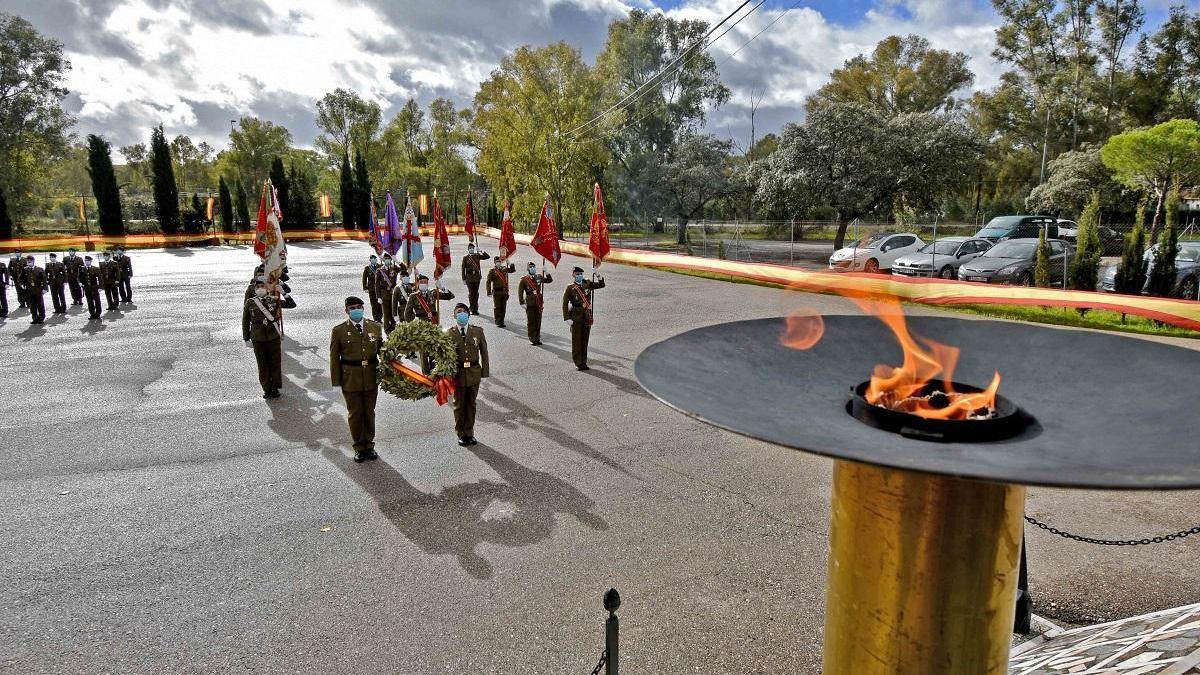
447;302;489;446
330;296;384;463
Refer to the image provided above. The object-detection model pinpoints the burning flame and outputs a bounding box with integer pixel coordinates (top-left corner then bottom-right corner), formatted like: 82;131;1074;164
782;298;1001;420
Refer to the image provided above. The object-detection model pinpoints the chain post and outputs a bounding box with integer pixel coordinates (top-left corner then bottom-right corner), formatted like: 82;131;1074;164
1014;531;1032;634
604;588;620;675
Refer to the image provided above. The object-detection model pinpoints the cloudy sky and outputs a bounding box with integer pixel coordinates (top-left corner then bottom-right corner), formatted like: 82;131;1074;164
4;0;1178;161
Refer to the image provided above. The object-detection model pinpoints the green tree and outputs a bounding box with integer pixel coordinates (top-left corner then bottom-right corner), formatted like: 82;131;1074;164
186;192;204;233
315;88;382;170
1034;225;1052;287
427;98;472;202
86;134;124;235
1147;177;1182;296
1100;118;1200;236
806;34;975;115
1025;145;1125;214
1095;0;1145;131
234;176;251;229
170;135;215;192
150;125;181;234
658;133;734;245
268;157;292;229
339;152;357;229
1124;6;1200;126
287;162;317;230
754;104;981;249
0;13;74;218
473;42;608;235
227;117;292;199
1113;196;1149;293
1069;191;1103;289
353;150;371;230
218;176;234;233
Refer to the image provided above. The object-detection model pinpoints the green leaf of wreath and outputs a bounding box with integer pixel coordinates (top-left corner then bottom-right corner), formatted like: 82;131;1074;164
377;319;459;401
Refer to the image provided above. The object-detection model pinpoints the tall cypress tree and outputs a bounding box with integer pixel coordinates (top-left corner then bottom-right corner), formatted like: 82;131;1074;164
86;134;125;235
268;157;292;230
1068;192;1103;291
1034;226;1051;287
353;150;372;230
234;176;251;229
218;176;235;233
150;125;181;233
339;151;357;230
0;186;12;240
288;163;318;230
1147;181;1181;297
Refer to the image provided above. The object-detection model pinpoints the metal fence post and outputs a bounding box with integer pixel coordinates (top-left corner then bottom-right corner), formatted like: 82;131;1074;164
1014;532;1032;634
604;588;620;675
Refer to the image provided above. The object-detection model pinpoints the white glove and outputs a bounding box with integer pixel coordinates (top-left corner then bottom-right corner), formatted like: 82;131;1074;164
436;278;446;290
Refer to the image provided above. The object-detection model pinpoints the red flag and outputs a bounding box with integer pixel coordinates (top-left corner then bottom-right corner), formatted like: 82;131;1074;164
464;191;475;242
498;199;517;262
531;198;561;266
254;180;286;289
588;183;611;266
432;194;451;278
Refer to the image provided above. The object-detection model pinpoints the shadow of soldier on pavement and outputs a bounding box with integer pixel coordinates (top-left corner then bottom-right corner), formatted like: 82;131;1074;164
321;442;607;580
264;336;347;449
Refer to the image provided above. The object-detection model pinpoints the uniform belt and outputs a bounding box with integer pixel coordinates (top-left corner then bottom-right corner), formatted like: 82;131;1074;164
340;357;379;368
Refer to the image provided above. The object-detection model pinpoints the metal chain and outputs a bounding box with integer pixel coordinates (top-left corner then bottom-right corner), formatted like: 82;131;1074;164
587;650;607;675
1025;515;1200;546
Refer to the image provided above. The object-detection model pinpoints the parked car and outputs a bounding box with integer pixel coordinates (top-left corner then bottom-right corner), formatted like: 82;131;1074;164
1058;221;1125;255
974;215;1059;243
828;232;925;273
892;237;993;279
1100;241;1200;299
957;238;1073;286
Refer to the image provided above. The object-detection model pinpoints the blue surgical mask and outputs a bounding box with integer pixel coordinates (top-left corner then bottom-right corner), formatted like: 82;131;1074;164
456;312;469;326
527;267;536;276
574;274;584;284
349;308;365;322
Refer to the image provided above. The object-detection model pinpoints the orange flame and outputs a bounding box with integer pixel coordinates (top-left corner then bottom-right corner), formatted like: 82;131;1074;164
783;298;1001;420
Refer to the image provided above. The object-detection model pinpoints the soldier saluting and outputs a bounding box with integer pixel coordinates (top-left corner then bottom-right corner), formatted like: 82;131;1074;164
517;262;552;346
485;257;517;327
563;266;605;371
80;256;103;321
22;255;48;324
447;302;489;446
329;296;383;463
45;253;67;314
242;278;283;399
64;248;84;305
460;242;490;315
362;254;382;322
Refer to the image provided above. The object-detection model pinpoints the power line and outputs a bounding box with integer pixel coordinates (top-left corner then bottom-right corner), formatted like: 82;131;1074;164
563;0;760;141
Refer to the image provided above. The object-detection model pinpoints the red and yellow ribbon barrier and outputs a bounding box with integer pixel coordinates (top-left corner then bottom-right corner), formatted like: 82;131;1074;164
476;227;1200;333
387;359;456;405
0;225;468;253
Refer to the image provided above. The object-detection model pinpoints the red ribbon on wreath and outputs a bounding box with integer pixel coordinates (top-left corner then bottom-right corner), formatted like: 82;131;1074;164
388;359;456;405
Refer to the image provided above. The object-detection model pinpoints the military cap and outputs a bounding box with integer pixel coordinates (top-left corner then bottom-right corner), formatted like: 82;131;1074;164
345;296;365;308
572;266;584;274
454;302;469;313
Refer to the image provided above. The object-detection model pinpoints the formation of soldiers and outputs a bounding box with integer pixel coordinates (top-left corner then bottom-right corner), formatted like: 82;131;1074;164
1;247;133;323
245;238;606;462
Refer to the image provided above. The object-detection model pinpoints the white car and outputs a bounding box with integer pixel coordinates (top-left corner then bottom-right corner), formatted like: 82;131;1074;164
829;232;925;273
892;237;993;279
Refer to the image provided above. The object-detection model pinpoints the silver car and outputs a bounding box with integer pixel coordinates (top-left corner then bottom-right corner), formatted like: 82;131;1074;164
892;237;993;279
1101;242;1200;299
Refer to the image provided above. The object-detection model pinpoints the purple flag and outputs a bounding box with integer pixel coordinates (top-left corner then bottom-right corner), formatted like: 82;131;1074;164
383;192;403;257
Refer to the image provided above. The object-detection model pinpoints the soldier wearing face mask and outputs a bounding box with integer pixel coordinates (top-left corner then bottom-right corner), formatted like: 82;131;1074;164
563;266;605;371
403;273;455;324
64;248;84;305
242;279;283;399
45;253;67;314
329;296;383;463
375;253;403;333
80;256;104;320
115;246;133;303
99;252;120;311
517;262;552;346
446;302;489;446
460;242;491;315
485;256;517;328
9;250;27;308
22;255;48;324
362;254;383;322
390;270;413;329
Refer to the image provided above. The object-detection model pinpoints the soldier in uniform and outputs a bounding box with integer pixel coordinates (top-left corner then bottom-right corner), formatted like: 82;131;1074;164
115;246;133;303
45;253;67;314
485;257;516;327
9;250;27;308
0;258;8;318
403;274;455;324
563;266;605;371
460;242;491;315
362;254;382;322
22;255;48;324
80;256;104;320
390;271;413;329
517;262;552;345
64;248;84;305
447;302;490;446
329;296;383;463
99;251;120;311
242;279;283;399
375;253;402;333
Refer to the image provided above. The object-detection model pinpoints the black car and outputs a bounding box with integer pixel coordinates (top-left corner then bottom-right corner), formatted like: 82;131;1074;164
1059;223;1125;255
957;238;1073;286
975;215;1059;243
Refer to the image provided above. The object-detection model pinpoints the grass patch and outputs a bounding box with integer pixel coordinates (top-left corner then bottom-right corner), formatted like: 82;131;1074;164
934;304;1200;339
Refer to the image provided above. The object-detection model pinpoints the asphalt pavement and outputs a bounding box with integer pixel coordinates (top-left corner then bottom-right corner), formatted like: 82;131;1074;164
1;238;1197;673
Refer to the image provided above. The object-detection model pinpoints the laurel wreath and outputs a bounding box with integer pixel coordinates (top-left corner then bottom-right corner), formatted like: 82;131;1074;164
377;319;458;401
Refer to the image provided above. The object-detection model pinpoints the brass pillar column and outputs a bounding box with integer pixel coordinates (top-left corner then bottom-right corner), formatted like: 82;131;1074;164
824;460;1025;675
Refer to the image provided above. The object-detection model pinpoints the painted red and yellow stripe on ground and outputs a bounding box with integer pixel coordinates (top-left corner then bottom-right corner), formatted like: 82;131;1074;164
476;227;1200;333
0;226;467;253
